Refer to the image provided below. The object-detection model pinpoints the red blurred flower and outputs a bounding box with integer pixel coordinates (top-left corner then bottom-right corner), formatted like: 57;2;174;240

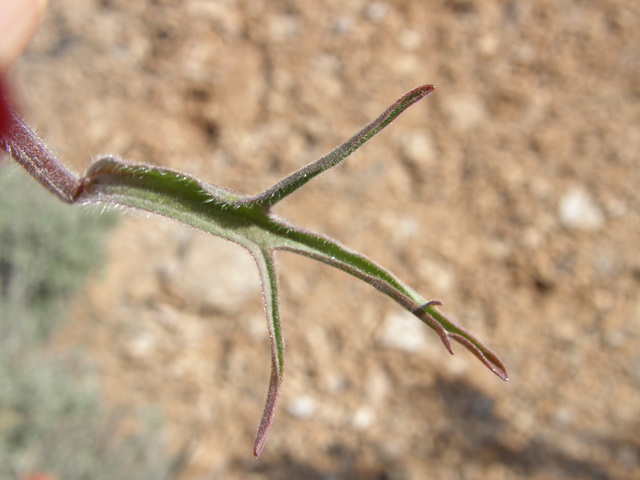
0;76;14;140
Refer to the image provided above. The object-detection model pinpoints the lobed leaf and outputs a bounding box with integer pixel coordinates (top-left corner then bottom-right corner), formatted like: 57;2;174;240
2;85;508;457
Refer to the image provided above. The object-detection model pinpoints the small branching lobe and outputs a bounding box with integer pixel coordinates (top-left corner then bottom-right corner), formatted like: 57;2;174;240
1;84;508;457
249;84;435;208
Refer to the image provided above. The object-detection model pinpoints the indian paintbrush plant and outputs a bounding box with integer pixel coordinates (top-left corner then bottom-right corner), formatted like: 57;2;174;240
0;83;508;457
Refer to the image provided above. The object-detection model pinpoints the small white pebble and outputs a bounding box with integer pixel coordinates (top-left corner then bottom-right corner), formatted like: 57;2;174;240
553;407;573;428
417;257;455;294
398;29;421;51
558;188;605;231
381;310;427;352
365;3;388;22
286;396;315;419
400;130;436;166
443;95;487;130
268;14;301;41
352;407;375;430
333;16;352;34
479;34;498;56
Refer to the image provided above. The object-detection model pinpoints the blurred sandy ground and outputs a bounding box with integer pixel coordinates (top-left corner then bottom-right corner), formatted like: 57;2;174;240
5;0;640;478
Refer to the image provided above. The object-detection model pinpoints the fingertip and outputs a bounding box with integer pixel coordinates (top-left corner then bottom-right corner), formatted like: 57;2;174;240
0;0;48;72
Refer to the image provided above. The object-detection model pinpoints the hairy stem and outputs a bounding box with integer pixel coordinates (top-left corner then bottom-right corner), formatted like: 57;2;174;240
1;112;83;203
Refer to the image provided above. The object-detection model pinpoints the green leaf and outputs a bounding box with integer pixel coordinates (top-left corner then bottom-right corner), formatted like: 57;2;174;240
3;85;507;457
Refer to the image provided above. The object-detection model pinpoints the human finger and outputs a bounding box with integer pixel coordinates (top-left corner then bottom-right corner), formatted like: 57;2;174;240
0;0;49;72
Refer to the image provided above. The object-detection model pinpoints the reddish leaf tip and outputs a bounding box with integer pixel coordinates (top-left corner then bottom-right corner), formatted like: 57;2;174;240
253;438;265;458
448;333;509;381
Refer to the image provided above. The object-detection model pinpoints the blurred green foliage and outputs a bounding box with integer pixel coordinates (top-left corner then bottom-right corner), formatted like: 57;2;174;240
0;166;179;480
0;166;117;345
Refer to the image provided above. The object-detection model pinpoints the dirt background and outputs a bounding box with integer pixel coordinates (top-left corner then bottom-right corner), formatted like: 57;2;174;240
5;0;640;478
